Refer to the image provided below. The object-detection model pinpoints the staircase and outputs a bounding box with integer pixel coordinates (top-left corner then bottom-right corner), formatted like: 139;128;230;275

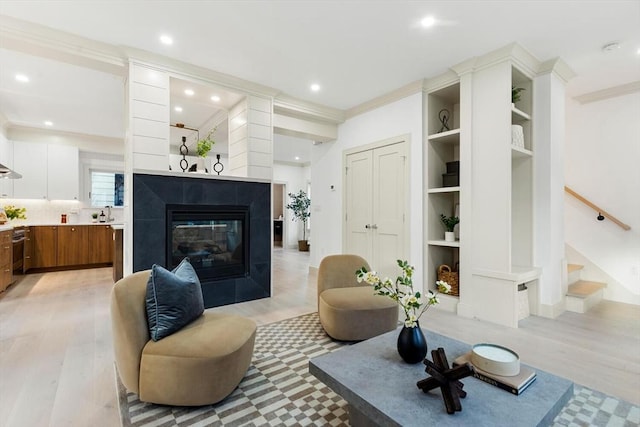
566;264;607;313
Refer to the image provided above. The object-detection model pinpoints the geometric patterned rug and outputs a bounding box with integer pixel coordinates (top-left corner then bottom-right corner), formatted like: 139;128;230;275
117;312;640;427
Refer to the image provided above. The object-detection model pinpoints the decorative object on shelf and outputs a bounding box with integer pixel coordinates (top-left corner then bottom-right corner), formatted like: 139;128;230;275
438;109;450;133
3;205;26;221
512;86;525;104
597;212;605;221
179;136;189;172
286;190;311;251
511;125;525;148
213;154;224;175
438;264;459;297
417;347;474;414
91;212;98;223
442;160;460;187
440;214;459;241
196;127;216;158
356;260;451;363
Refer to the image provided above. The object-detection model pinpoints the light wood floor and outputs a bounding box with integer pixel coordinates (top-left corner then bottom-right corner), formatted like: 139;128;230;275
0;248;638;427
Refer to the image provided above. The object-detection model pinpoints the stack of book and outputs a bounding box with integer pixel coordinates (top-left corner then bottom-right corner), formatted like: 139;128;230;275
453;352;537;395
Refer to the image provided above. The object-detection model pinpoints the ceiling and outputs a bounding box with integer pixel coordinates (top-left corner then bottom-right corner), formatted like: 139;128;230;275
0;1;639;164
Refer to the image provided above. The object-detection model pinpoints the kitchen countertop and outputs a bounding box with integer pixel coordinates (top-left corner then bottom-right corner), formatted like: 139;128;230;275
0;222;124;228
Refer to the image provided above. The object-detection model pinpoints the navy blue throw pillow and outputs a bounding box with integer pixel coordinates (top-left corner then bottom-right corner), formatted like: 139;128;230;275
145;258;205;341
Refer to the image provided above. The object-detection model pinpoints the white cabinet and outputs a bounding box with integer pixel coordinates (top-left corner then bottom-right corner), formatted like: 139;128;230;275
13;142;48;199
47;145;79;200
0;136;13;198
11;142;79;200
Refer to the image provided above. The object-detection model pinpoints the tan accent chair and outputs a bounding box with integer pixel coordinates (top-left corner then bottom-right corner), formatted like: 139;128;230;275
111;270;256;406
318;254;398;341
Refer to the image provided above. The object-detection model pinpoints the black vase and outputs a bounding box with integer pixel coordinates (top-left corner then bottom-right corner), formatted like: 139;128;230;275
397;322;428;364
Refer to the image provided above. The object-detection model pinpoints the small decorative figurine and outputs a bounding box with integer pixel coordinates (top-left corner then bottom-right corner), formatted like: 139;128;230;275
439;109;450;133
417;347;474;414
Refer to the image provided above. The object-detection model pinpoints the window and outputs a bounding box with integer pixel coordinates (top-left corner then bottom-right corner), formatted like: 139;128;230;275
91;171;124;207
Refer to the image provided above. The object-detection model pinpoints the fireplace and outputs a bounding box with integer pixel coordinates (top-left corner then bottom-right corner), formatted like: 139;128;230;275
167;205;249;281
133;173;271;308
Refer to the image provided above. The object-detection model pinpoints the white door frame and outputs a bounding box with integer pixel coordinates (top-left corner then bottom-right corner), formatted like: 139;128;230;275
342;134;411;261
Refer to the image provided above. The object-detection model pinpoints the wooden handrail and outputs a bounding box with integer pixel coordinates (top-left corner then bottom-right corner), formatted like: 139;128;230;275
564;186;631;231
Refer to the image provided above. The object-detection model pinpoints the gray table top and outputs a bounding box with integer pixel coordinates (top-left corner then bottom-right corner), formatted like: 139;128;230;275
309;327;573;427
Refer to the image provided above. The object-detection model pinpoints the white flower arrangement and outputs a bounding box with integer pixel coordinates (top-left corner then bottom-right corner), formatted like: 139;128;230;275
356;260;451;328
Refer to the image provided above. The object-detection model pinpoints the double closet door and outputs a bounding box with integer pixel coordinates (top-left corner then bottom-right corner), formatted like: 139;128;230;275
344;139;408;278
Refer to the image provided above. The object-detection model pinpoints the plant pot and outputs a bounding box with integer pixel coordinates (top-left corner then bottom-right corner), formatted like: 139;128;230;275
298;240;309;252
444;231;455;242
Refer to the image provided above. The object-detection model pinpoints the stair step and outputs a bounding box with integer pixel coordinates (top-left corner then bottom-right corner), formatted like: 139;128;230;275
567;280;606;298
567;264;584;274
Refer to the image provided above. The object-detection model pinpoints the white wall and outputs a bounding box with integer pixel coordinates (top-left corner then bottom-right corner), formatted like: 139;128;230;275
273;162;310;249
565;91;640;303
310;92;423;280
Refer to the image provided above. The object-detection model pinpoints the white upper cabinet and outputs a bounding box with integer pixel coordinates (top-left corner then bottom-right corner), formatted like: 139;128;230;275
47;144;79;200
13;141;48;200
0;136;14;198
11;142;79;200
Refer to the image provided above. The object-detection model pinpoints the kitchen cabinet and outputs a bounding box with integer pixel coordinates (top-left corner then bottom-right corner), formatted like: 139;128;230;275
0;138;14;198
47;145;79;200
32;226;58;268
90;225;114;264
23;227;32;272
0;230;12;292
11;142;79;200
58;226;89;266
13;142;48;200
30;225;113;270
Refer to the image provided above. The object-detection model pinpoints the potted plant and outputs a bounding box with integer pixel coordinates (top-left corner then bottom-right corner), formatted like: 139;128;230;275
195;127;216;172
440;214;459;242
286;190;311;251
3;205;27;221
512;86;525;106
91;212;99;223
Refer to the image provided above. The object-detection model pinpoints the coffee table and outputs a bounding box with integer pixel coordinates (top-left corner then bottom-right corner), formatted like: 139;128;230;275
309;327;573;427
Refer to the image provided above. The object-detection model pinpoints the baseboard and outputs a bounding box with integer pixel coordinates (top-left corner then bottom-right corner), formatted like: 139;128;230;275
537;300;565;319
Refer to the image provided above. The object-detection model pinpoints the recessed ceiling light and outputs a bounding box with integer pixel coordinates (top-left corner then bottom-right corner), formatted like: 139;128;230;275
211;95;221;102
637;47;640;55
15;74;29;83
184;89;194;96
174;106;183;112
310;83;321;92
295;156;300;161
44;121;53;126
421;15;436;28
160;34;173;45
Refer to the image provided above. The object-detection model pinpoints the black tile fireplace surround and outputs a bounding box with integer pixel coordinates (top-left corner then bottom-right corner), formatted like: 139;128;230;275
133;173;271;308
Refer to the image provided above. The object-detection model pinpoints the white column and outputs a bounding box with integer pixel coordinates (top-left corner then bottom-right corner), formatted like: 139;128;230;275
533;70;568;317
228;95;273;180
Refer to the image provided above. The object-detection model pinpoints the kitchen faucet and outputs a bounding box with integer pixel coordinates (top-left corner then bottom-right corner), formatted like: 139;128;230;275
105;205;114;222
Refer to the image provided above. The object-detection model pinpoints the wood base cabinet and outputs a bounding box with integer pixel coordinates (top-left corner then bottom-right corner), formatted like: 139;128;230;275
30;225;113;270
1;230;13;292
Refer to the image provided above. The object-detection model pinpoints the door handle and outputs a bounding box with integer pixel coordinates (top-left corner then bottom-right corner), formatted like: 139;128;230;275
365;224;370;229
371;224;378;229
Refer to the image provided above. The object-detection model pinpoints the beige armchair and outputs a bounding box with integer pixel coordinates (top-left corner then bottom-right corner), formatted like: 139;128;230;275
111;270;256;406
318;254;398;341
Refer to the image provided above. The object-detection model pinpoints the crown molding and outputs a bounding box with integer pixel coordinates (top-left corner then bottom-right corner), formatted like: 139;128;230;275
274;94;345;124
0;15;126;75
0;111;9;135
274;160;310;168
345;79;425;119
424;70;461;93
538;58;576;84
574;81;640;104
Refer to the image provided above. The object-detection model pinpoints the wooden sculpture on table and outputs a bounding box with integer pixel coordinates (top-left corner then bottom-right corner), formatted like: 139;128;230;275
416;347;474;414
